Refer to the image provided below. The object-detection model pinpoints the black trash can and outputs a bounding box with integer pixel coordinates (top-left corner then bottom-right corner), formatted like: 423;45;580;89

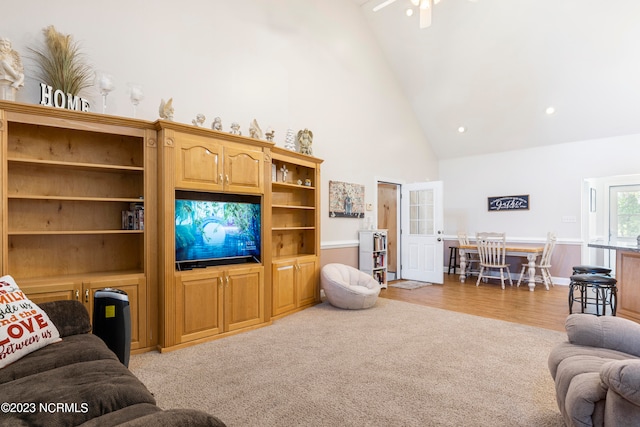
93;288;131;367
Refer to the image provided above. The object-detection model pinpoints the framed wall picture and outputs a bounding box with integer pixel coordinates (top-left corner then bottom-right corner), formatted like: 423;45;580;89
329;180;365;218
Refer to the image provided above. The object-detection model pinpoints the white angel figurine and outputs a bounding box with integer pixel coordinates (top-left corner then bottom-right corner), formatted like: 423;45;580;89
211;116;222;131
192;113;206;127
297;128;313;155
249;119;263;139
159;98;174;121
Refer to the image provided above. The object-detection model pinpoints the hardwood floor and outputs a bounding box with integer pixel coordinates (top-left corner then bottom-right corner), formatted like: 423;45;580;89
380;273;570;332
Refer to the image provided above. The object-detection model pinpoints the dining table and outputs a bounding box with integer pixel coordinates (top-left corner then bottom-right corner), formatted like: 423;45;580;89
458;244;546;291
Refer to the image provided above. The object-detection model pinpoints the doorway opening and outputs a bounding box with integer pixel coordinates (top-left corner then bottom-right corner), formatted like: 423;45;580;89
377;181;400;281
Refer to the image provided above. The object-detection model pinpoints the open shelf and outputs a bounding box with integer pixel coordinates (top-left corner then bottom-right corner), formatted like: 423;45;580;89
270;151;320;263
8;233;144;280
7;157;144;172
7;121;144;168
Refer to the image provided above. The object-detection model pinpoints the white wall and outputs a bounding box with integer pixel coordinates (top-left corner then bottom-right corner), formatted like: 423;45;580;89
2;0;438;246
440;133;640;242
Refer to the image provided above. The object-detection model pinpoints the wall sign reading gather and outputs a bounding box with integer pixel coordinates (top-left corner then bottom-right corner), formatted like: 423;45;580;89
488;195;529;211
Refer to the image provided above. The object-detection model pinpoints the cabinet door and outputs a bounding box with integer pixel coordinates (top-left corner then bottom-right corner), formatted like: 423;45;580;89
225;265;264;331
617;251;640;323
176;270;224;343
84;275;147;350
297;257;318;307
21;281;82;305
175;135;223;191
224;147;264;194
272;260;297;316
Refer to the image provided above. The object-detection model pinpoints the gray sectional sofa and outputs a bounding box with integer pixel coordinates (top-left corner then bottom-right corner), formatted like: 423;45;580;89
548;313;640;427
0;299;225;426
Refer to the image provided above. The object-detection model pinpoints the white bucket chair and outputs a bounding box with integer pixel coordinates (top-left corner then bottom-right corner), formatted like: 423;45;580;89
321;263;380;309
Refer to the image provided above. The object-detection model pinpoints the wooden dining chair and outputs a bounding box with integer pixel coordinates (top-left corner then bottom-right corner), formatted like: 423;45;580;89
476;232;513;289
517;232;556;289
457;232;479;274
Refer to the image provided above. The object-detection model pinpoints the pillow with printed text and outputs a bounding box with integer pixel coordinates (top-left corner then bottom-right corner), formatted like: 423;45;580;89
0;275;61;369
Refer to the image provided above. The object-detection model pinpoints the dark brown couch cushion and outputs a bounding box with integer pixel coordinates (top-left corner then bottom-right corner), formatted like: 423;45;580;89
0;333;117;385
38;300;92;337
1;358;156;426
78;403;226;427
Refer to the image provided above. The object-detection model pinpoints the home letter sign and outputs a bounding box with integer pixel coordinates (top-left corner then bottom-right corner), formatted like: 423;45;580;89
40;83;90;112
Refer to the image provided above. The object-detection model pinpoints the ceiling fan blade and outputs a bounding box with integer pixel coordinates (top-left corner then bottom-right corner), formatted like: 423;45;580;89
372;0;398;12
419;0;432;28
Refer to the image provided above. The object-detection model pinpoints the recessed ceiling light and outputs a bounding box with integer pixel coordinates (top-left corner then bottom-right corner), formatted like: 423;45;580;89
458;126;466;133
406;8;414;16
545;106;555;115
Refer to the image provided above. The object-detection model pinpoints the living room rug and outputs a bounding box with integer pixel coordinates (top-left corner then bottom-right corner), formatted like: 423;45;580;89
389;280;432;290
130;299;565;427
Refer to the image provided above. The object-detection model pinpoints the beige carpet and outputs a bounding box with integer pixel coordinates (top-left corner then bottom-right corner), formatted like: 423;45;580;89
130;299;565;427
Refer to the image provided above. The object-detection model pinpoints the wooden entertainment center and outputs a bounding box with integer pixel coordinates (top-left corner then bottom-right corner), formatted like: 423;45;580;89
0;101;322;353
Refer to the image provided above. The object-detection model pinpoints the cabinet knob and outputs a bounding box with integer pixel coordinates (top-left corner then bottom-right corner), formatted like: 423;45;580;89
225;174;229;184
219;173;223;182
75;289;80;300
84;289;89;303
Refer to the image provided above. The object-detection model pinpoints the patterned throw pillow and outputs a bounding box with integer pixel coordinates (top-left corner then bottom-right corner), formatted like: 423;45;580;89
0;275;61;369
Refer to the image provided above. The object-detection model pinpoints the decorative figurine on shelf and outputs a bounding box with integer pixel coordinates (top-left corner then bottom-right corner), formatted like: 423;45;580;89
230;122;241;135
192;113;206;127
128;83;144;118
159;98;174;121
280;164;289;182
297;179;303;185
305;179;312;186
249;118;263;139
96;71;115;114
0;37;24;101
284;128;296;151
265;127;275;142
211;116;222;131
297;128;313;155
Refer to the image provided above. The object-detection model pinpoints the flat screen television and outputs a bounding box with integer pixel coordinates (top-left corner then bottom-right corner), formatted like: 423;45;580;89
175;192;261;269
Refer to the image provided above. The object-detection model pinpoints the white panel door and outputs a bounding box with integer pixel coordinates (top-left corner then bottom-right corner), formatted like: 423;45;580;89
400;181;444;283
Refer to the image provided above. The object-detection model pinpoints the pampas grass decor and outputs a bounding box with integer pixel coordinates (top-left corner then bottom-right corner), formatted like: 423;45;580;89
29;25;93;96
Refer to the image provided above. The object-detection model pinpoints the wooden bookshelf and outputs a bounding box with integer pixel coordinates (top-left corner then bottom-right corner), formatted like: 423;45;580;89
0;101;157;352
359;230;388;288
268;147;322;318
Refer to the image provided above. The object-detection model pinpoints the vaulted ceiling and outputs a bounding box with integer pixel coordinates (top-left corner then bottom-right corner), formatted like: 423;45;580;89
354;0;640;159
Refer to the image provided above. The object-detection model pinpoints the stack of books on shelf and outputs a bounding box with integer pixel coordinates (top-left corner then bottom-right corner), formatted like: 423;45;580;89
122;202;144;230
373;253;385;268
373;270;386;285
373;233;387;251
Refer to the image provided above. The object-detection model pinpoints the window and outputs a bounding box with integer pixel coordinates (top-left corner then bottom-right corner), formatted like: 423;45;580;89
409;189;434;235
610;185;640;241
